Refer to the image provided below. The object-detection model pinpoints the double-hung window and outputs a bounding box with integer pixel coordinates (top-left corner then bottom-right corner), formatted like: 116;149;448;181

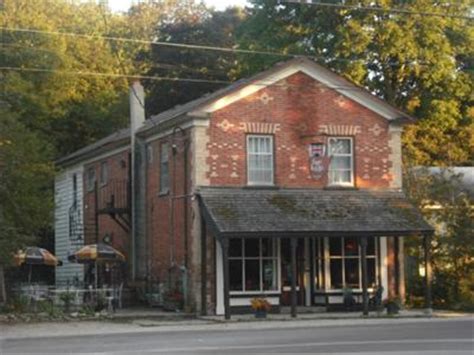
229;238;278;293
160;143;169;193
86;167;96;192
247;135;274;185
99;161;108;186
328;137;353;186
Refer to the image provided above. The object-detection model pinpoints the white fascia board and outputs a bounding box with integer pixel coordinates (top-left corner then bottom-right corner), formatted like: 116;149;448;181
190;62;398;120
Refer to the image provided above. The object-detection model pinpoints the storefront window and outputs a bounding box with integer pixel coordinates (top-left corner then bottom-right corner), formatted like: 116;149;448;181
326;237;377;289
228;238;278;292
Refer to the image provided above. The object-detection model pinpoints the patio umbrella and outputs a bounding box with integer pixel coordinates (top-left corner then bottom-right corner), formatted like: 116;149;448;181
68;244;125;288
14;247;62;282
67;243;125;264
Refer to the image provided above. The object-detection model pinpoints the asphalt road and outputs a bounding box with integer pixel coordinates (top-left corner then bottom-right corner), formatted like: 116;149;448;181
1;318;473;354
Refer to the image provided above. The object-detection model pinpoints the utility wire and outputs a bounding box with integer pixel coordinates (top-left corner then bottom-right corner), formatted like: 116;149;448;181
98;3;145;109
0;28;429;68
0;65;390;92
0;27;298;58
280;0;473;20
0;26;433;67
0;66;231;84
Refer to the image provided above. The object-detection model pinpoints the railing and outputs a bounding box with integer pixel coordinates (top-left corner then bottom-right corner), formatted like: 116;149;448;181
97;179;130;214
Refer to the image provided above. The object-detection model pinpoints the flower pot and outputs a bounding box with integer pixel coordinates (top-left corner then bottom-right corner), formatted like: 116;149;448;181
386;303;400;315
254;310;267;319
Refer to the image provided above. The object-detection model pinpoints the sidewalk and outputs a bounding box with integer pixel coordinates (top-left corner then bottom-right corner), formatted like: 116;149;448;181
0;309;471;341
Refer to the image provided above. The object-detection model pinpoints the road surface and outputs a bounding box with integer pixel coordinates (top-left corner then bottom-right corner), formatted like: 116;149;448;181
1;318;472;354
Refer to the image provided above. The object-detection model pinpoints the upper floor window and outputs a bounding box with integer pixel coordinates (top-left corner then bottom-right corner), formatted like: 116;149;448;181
99;161;108;186
86;167;96;192
328;137;353;186
72;173;78;207
160;142;169;193
247;135;274;186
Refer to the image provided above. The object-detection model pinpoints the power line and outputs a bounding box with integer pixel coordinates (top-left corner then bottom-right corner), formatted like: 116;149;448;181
281;1;474;20
0;27;430;68
0;66;232;84
98;3;146;109
0;26;428;67
0;65;389;92
0;26;298;58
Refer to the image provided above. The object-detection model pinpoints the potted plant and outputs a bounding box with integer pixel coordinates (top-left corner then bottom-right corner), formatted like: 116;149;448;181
59;291;75;313
250;298;271;318
383;297;401;315
163;289;184;311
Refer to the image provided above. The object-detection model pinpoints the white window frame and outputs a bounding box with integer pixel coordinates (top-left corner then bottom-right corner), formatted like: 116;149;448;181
328;137;354;187
229;238;280;295
321;237;378;292
246;135;274;186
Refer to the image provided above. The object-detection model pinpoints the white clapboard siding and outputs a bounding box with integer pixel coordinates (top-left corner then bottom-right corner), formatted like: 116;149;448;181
55;166;84;286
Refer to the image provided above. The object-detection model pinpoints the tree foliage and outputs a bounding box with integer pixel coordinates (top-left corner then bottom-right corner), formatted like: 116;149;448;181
405;168;474;309
237;0;473;166
0;108;54;266
142;5;245;114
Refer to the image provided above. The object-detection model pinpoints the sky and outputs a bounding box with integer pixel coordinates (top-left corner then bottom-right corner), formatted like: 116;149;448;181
108;0;249;12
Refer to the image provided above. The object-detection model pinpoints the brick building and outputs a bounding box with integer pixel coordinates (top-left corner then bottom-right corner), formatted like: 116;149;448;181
55;58;433;317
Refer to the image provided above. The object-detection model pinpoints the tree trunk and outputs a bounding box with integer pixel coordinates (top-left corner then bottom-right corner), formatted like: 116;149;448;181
0;264;7;305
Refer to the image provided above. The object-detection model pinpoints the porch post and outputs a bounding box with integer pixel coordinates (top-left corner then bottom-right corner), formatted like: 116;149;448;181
221;237;231;320
200;216;207;316
360;236;369;316
423;235;433;315
290;237;298;318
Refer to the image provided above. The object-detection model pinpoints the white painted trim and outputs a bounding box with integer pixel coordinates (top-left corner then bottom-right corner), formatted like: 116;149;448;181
246;135;275;186
380;237;389;300
216;239;224;316
190;62;399;120
327;137;354;187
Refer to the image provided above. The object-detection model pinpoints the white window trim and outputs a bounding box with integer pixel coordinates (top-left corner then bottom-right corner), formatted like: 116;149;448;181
246;135;274;186
321;237;378;292
328;137;354;187
229;238;281;295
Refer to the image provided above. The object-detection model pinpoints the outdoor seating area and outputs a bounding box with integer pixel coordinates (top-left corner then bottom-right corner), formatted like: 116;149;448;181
13;282;124;314
9;244;126;315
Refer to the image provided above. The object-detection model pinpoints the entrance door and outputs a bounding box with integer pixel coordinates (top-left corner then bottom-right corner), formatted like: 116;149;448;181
280;238;306;306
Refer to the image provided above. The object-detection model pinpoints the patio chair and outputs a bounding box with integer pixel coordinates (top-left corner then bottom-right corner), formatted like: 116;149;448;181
114;282;124;310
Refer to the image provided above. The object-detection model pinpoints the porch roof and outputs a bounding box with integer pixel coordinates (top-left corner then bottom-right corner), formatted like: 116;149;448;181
198;187;434;238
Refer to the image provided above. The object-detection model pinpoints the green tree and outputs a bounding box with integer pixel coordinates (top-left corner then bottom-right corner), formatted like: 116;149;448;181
1;0;132;156
0;108;55;304
238;0;473;166
142;5;245;114
405;168;474;309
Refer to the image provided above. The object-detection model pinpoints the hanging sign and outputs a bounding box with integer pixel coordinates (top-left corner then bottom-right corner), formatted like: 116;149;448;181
308;143;328;179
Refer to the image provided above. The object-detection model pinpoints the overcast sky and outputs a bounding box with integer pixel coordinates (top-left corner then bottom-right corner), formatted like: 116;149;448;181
108;0;249;12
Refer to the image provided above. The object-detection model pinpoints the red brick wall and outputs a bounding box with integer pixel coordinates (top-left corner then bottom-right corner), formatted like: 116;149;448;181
207;72;393;189
145;131;193;288
83;150;131;259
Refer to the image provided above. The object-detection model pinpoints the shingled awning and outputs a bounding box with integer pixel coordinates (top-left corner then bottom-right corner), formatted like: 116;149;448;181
198;187;433;238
